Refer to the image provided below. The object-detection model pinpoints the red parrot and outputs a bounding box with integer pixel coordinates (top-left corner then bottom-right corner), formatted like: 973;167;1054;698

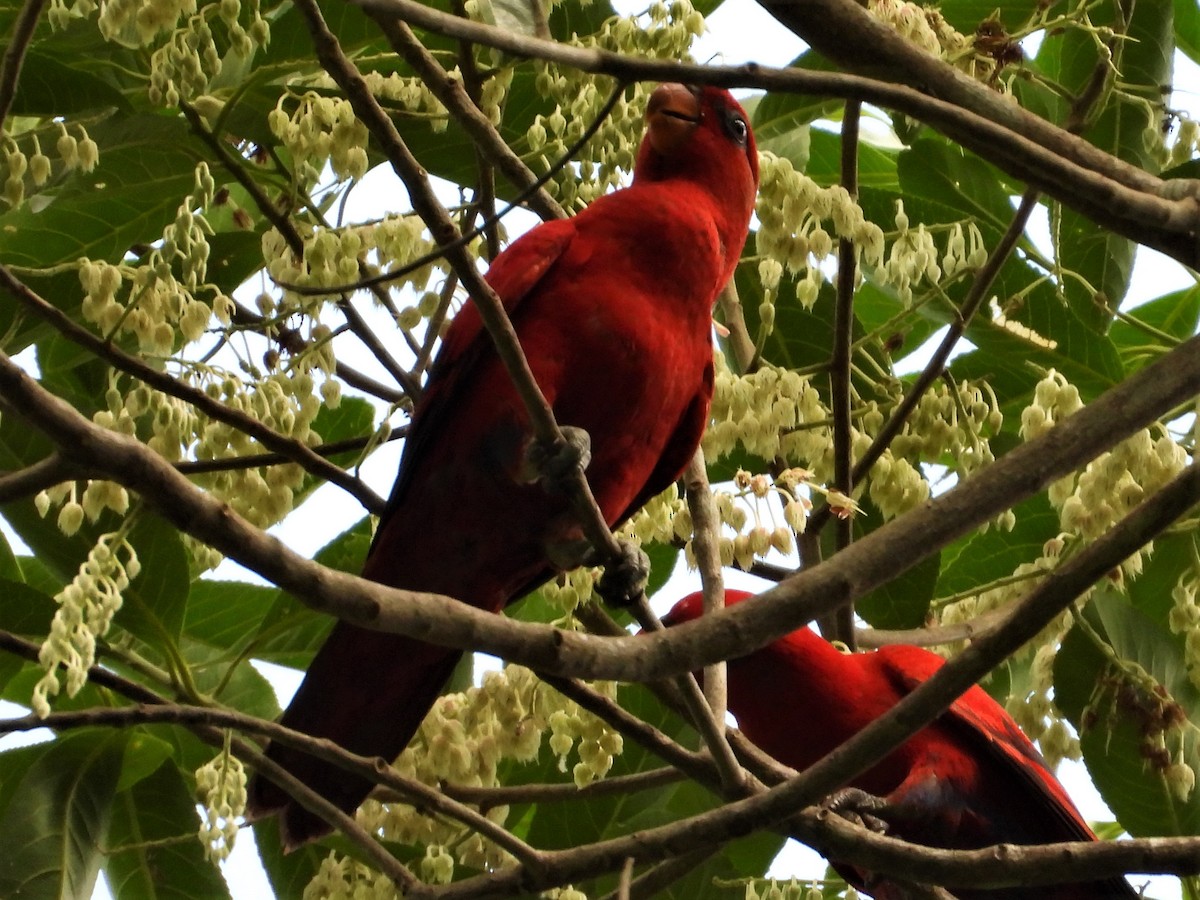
247;84;759;848
662;590;1138;899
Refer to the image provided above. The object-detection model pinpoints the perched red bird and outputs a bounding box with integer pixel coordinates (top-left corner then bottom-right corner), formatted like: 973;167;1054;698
248;84;759;847
662;590;1138;899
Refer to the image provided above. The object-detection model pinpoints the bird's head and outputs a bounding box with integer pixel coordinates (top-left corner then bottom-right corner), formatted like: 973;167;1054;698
636;83;759;226
659;588;757;629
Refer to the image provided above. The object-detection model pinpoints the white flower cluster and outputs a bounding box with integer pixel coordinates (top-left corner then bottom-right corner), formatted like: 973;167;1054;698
1169;568;1200;690
1;124;97;208
304;854;399;900
31;532;141;718
44;358;330;553
755;152;885;312
890;378;1002;478
538;565;604;616
1054;426;1187;580
623;482;691;551
79;164;231;353
704;357;828;466
866;0;1001;85
352;665;621;879
540;887;589;900
264;213;438;301
195;741;248;863
1022;370;1189;581
880;200;988;305
365;68;450;122
744;879;853;900
268;93;370;185
526;1;705;208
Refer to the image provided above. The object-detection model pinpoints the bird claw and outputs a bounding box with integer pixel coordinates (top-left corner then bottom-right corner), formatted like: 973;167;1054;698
596;540;650;607
823;787;892;835
521;426;592;491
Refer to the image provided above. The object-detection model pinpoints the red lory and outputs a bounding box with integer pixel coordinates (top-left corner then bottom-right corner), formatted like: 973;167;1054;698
248;84;759;848
662;590;1138;899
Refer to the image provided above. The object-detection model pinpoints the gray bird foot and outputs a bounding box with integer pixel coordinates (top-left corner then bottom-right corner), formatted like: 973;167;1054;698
521;426;592;490
823;787;892;835
596;540;650;607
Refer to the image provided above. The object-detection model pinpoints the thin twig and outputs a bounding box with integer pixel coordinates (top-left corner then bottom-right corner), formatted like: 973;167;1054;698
371;13;565;221
0;0;47;132
828;99;861;649
682;448;728;721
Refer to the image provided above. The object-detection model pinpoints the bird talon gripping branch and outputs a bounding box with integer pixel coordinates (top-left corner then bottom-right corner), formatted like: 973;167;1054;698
596;540;651;607
520;425;593;491
823;787;892;835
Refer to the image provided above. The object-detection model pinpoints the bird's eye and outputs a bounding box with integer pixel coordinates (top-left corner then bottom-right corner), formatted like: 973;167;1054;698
722;110;749;147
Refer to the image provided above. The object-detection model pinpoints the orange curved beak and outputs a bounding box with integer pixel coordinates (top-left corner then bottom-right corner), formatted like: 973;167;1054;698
645;83;701;157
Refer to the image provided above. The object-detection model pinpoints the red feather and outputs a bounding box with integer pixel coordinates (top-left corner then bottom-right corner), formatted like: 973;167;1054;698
248;85;758;848
662;590;1137;899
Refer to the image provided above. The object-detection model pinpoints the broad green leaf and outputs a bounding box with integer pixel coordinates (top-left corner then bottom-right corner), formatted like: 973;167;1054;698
804;127;900;191
6;50;132;117
115;731;177;793
1177;0;1200;62
856;546;938;630
936;494;1060;599
248;518;372;667
0;578;56;636
1036;0;1173;328
255;817;324;899
1055;591;1200;837
750;53;844;141
106;761;232;900
115;515;192;648
0;530;21;582
0;114;206;269
0;728;127;900
1109;286;1200;372
184;579;280;652
183;637;280;719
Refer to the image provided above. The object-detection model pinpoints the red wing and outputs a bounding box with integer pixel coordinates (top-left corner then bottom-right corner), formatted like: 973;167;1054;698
615;358;714;525
370;218;576;536
879;645;1097;842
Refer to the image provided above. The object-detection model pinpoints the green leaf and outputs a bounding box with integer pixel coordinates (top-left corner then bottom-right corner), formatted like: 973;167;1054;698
254;817;324;899
1036;0;1173;327
184;580;280;652
1109;286;1200;372
115;731;177;793
0;729;128;899
6;50;132;117
1055;589;1200;837
106;760;232;900
115;515;192;648
1177;0;1200;62
249;518;373;667
0;114;206;269
936;494;1060;599
0;578;56;636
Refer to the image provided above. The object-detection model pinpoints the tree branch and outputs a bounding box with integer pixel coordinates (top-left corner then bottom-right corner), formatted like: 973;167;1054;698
0;327;1198;683
0;0;47;133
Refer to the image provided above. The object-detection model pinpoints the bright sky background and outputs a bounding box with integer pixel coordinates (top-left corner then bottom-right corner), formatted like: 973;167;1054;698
0;0;1196;897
